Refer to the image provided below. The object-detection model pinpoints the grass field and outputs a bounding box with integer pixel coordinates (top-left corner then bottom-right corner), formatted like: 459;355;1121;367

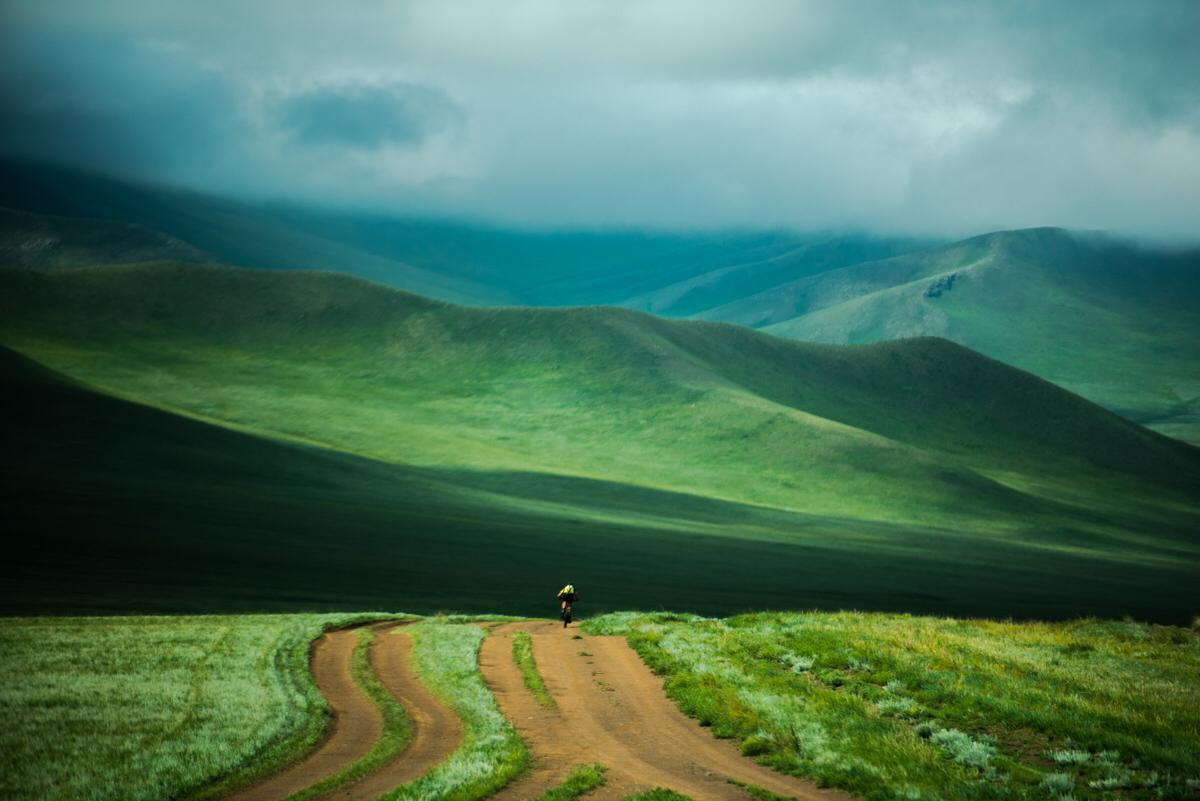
586;611;1200;801
2;262;1197;622
0;613;392;801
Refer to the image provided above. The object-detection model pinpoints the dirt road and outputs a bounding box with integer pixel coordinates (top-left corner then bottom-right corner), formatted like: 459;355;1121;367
479;621;853;801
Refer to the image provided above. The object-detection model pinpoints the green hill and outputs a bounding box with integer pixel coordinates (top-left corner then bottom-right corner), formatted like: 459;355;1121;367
700;228;1200;444
2;262;1197;620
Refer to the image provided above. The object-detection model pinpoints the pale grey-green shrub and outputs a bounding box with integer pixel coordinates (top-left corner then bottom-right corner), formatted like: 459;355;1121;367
876;696;919;717
1049;749;1090;765
1040;772;1075;795
779;652;815;672
929;728;996;772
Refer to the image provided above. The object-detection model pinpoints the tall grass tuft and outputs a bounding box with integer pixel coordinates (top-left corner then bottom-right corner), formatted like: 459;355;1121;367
531;764;607;801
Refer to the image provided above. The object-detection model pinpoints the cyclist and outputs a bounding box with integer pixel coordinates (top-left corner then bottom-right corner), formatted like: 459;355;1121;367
557;584;577;626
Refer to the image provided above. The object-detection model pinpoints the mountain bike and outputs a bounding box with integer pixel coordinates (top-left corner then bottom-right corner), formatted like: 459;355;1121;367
560;602;573;628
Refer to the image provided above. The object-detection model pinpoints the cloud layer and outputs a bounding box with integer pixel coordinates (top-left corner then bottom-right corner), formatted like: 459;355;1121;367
1;0;1197;238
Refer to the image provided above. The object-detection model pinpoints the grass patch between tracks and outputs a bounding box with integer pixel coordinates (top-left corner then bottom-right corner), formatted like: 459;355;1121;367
281;625;414;801
513;631;556;709
621;790;695;801
586;611;1200;801
380;621;528;801
531;763;607;801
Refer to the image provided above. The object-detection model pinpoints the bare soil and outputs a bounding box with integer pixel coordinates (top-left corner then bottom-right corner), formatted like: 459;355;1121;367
480;621;854;801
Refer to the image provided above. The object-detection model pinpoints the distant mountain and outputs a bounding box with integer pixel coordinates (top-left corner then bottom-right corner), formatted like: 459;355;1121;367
0;160;925;310
0;206;210;269
0;160;510;305
698;228;1200;444
618;234;927;317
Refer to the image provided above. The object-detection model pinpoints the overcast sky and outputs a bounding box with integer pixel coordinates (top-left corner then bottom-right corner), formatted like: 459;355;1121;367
1;0;1197;237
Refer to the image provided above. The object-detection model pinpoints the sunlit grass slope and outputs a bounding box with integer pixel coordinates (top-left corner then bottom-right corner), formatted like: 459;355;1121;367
2;263;1197;619
11;341;1188;620
587;611;1200;801
705;229;1200;444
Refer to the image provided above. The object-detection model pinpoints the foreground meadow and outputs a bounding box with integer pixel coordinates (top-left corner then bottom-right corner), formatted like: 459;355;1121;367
1;612;1196;801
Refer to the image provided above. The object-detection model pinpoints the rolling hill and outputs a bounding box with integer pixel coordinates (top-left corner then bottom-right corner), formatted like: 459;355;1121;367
3;262;1197;621
698;228;1200;443
5;161;1194;449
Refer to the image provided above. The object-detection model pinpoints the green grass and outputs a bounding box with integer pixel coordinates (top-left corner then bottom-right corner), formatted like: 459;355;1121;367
585;611;1200;801
282;626;413;801
513;631;556;709
0;613;394;801
1;264;1197;623
728;780;798;801
531;764;607;801
621;790;695;801
380;622;528;800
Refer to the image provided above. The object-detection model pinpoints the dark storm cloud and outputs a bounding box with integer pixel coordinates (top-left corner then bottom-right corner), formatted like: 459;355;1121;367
277;83;464;148
0;30;244;180
1;0;1197;237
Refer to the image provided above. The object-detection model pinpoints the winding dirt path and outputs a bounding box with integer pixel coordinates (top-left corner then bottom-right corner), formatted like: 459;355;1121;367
222;624;461;801
224;627;381;801
480;621;854;801
320;629;462;800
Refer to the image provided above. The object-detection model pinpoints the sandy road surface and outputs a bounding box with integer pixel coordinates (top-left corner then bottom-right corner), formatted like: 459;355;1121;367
223;623;461;801
479;621;853;801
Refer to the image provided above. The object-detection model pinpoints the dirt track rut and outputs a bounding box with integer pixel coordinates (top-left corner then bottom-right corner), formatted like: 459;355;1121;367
480;621;853;801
